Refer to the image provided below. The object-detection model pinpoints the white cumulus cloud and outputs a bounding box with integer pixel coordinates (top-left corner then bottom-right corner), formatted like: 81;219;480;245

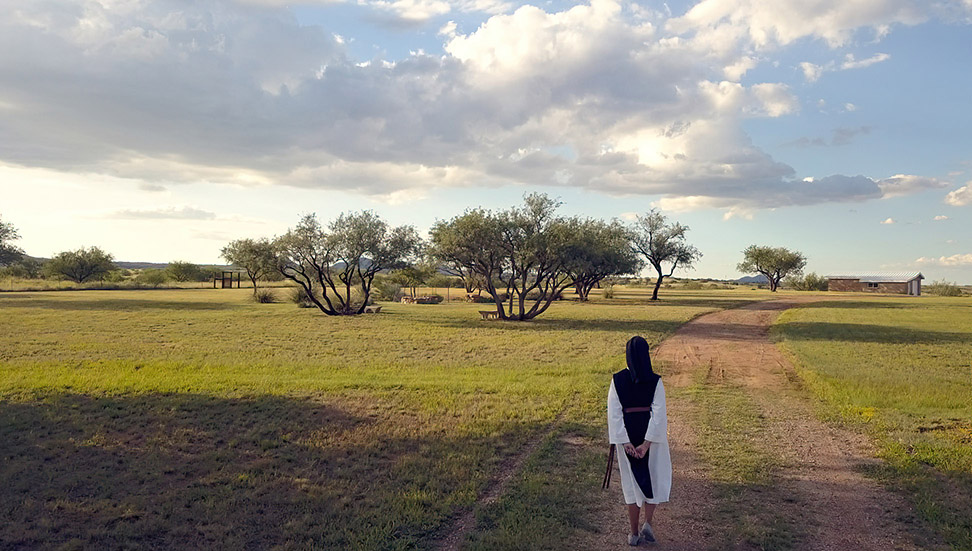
841;52;891;69
945;185;972;206
877;174;948;198
880;217;895;224
916;254;972;266
799;52;891;82
750;83;799;117
667;0;930;50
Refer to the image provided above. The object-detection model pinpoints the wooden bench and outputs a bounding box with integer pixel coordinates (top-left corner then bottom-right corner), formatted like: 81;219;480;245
364;305;382;314
479;310;499;320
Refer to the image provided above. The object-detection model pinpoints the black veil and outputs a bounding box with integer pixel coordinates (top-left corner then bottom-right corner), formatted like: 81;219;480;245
625;335;655;383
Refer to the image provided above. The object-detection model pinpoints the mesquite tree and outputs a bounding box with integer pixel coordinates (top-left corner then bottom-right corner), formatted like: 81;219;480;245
630;209;701;300
221;238;277;294
43;247;115;283
275;211;421;315
429;193;588;321
562;218;641;301
0;215;24;267
166;261;206;282
427;221;486;294
390;263;436;298
738;245;806;292
497;194;576;320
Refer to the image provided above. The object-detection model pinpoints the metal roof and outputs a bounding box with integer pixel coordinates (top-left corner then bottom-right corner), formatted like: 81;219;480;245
826;272;924;283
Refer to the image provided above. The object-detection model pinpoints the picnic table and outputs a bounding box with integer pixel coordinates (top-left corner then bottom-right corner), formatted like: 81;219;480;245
479;310;499;320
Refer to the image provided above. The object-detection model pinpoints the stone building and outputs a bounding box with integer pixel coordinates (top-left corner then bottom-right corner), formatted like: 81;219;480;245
826;272;924;296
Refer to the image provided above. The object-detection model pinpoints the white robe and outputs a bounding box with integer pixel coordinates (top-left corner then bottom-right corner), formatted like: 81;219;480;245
607;377;672;506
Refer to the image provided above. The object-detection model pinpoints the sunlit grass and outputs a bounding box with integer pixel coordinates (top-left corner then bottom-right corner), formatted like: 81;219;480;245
774;296;972;549
0;287;748;549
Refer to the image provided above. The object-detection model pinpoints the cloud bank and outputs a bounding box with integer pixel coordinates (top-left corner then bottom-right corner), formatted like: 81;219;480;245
0;0;967;215
916;253;972;267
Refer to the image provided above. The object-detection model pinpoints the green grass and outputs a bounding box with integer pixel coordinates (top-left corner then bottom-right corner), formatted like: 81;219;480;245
463;422;604;550
0;287;755;549
684;379;801;551
774;296;972;550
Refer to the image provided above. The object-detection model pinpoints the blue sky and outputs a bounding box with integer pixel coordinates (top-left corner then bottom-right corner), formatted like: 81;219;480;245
1;0;970;282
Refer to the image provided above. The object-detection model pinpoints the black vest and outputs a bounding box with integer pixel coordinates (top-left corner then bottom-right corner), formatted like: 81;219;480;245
613;369;660;498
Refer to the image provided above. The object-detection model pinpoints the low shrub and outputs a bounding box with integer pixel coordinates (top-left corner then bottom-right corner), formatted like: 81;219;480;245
601;284;615;299
289;287;315;308
371;280;402;302
253;288;277;303
784;272;828;291
0;258;44;279
135;269;168;288
926;279;963;297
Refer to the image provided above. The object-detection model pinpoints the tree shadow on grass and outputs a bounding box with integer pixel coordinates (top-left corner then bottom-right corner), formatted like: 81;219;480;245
775;321;972;345
564;296;759;311
0;393;542;550
0;297;235;311
635;297;760;310
793;300;916;310
423;316;685;335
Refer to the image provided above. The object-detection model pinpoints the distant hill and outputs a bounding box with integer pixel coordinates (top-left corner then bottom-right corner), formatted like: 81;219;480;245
331;258;375;271
735;275;770;284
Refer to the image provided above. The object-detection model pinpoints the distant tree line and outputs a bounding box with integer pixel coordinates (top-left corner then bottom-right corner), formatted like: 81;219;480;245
6;202;860;311
0;216;226;287
217;194;702;318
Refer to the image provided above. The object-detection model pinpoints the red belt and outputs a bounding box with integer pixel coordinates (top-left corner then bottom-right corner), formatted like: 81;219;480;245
623;406;652;413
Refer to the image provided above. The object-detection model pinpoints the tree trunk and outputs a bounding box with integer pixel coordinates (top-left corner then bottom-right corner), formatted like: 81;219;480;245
651;266;664;300
577;281;593;301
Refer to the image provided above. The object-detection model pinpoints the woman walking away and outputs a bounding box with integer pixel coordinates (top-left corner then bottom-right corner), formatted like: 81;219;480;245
607;336;672;545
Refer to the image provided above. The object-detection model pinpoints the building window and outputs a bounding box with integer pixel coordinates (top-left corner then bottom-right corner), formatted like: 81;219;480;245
867;282;879;288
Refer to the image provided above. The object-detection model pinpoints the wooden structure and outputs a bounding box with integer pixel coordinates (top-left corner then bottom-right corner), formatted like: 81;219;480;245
479;310;499;320
214;271;242;289
827;272;924;296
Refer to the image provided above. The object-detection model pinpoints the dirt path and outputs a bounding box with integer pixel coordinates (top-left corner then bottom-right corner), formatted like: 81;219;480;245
593;298;924;551
434;409;567;551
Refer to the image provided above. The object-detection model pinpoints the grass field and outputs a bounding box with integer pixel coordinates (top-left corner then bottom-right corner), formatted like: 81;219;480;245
0;286;758;549
774;296;972;549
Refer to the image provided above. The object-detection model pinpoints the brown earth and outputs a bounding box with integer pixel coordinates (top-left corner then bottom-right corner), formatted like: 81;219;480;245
589;298;928;551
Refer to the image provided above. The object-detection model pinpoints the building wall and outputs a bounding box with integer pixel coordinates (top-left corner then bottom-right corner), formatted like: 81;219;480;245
862;282;908;294
828;279;860;292
828;279;913;294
